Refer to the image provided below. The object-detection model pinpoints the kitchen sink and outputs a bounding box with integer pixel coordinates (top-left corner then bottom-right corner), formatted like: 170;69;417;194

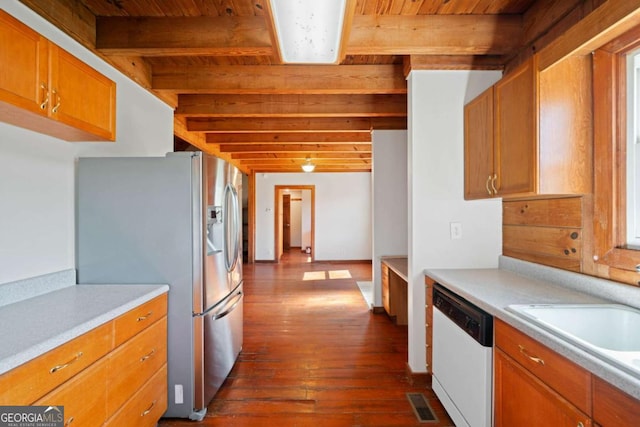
507;304;640;378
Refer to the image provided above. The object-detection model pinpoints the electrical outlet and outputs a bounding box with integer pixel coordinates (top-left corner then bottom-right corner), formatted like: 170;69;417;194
450;222;462;240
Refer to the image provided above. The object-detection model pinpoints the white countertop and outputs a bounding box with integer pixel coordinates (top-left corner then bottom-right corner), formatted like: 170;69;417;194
424;265;640;400
381;256;408;281
0;283;169;375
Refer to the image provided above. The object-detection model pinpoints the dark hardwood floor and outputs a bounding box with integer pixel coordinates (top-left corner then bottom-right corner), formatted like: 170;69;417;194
159;250;453;426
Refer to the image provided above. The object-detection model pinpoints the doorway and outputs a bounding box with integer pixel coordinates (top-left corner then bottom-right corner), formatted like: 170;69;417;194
274;185;315;262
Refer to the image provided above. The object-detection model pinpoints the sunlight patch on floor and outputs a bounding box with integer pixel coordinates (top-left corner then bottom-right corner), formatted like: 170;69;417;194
303;270;353;281
328;270;352;279
303;271;327;281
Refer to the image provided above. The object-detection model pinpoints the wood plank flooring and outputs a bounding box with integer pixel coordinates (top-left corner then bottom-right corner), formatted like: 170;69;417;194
159;251;453;426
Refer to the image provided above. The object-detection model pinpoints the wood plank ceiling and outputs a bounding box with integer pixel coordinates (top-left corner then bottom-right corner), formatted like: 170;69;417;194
19;0;588;173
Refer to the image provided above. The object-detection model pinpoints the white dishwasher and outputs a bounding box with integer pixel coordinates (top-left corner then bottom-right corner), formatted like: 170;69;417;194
432;283;493;427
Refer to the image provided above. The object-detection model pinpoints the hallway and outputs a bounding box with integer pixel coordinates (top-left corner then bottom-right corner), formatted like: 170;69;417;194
160;252;453;426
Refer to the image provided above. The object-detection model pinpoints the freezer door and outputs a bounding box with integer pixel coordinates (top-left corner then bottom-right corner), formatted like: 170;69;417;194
201;283;243;406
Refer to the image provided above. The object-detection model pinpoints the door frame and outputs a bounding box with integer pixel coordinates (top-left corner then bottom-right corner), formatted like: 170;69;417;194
274;185;315;262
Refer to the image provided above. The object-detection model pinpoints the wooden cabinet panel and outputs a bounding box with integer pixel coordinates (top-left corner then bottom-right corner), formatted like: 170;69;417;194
0;321;112;405
105;364;168;427
495;319;592;414
538;55;592;195
593;376;640;427
34;357;108;427
503;197;583;227
464;86;495;199
0;11;48;115
424;276;434;374
495;349;592;427
494;57;537;196
114;294;168;347
381;263;391;315
49;45;116;141
107;316;168;415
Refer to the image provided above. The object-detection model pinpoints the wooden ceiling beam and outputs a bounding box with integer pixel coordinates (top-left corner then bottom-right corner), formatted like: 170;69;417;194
231;152;371;160
239;158;371;166
206;131;371;144
96;16;273;56
403;55;505;75
218;144;371;153
176;94;407;117
347;14;523;55
188;117;406;132
152;64;406;94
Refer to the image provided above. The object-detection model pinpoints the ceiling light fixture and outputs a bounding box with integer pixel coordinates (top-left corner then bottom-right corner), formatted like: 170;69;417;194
301;157;316;173
269;0;347;64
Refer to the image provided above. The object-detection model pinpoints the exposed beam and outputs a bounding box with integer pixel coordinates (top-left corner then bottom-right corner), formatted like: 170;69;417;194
231;152;372;160
206;132;371;144
188;117;407;132
218;144;371;153
250;166;371;173
152;65;407;94
176;94;407;117
347;15;523;55
20;0;96;47
538;0;640;70
96;16;273;56
403;55;505;76
238;158;371;166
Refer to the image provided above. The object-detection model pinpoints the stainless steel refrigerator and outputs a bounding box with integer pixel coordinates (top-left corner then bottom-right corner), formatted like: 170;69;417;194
76;152;243;420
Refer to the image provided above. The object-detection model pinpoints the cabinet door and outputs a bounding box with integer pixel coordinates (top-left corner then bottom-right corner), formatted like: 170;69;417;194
0;10;48;115
464;86;495;199
49;44;116;141
494;349;592;427
593;376;640;427
494;58;537;196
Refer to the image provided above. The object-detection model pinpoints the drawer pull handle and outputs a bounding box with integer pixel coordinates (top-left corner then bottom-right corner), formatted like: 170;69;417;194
140;348;156;362
577;422;584;427
50;352;83;373
137;311;153;322
65;416;74;426
141;400;156;417
518;345;545;365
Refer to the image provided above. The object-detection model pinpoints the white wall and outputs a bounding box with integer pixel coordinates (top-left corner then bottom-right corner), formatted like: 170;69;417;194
301;190;312;250
255;172;372;261
406;70;503;372
0;3;173;284
372;130;408;306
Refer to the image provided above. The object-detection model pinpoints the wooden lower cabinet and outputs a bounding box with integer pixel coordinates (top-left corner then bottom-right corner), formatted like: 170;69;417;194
0;293;167;426
494;349;592;427
593;376;640;427
424;276;434;374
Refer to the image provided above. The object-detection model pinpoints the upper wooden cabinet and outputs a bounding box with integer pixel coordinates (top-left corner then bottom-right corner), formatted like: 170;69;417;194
465;58;537;199
0;10;116;141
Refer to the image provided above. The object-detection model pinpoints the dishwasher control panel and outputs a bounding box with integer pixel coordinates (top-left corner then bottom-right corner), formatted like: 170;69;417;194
433;283;493;347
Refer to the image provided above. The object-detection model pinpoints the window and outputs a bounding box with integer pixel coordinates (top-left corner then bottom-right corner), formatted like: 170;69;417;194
627;50;640;249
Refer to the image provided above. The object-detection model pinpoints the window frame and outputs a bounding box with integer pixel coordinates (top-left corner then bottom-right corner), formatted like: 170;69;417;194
593;27;640;283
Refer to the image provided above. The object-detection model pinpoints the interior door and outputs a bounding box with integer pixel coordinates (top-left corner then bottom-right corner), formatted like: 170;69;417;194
283;194;291;250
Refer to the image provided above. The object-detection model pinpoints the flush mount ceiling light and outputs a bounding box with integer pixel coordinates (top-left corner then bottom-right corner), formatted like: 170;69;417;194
269;0;348;64
301;157;316;172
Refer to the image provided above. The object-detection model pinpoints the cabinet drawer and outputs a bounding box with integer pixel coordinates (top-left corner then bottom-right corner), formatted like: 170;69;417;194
495;349;591;427
34;357;108;427
107;316;167;415
105;364;168;427
593;376;640;427
114;294;167;347
495;319;591;414
0;321;112;404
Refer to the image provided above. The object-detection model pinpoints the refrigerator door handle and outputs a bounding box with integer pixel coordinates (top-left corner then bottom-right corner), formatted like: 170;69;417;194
212;291;243;320
223;184;240;273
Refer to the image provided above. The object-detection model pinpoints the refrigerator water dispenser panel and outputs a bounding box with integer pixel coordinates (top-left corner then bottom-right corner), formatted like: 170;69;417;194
207;205;223;255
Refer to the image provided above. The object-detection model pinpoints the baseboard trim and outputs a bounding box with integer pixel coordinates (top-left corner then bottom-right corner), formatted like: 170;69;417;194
371;306;386;314
406;363;432;387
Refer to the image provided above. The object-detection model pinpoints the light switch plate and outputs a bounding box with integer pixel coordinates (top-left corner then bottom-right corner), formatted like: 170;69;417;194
450;222;462;240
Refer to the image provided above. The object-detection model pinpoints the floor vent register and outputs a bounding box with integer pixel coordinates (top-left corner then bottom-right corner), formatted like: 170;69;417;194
406;393;438;423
